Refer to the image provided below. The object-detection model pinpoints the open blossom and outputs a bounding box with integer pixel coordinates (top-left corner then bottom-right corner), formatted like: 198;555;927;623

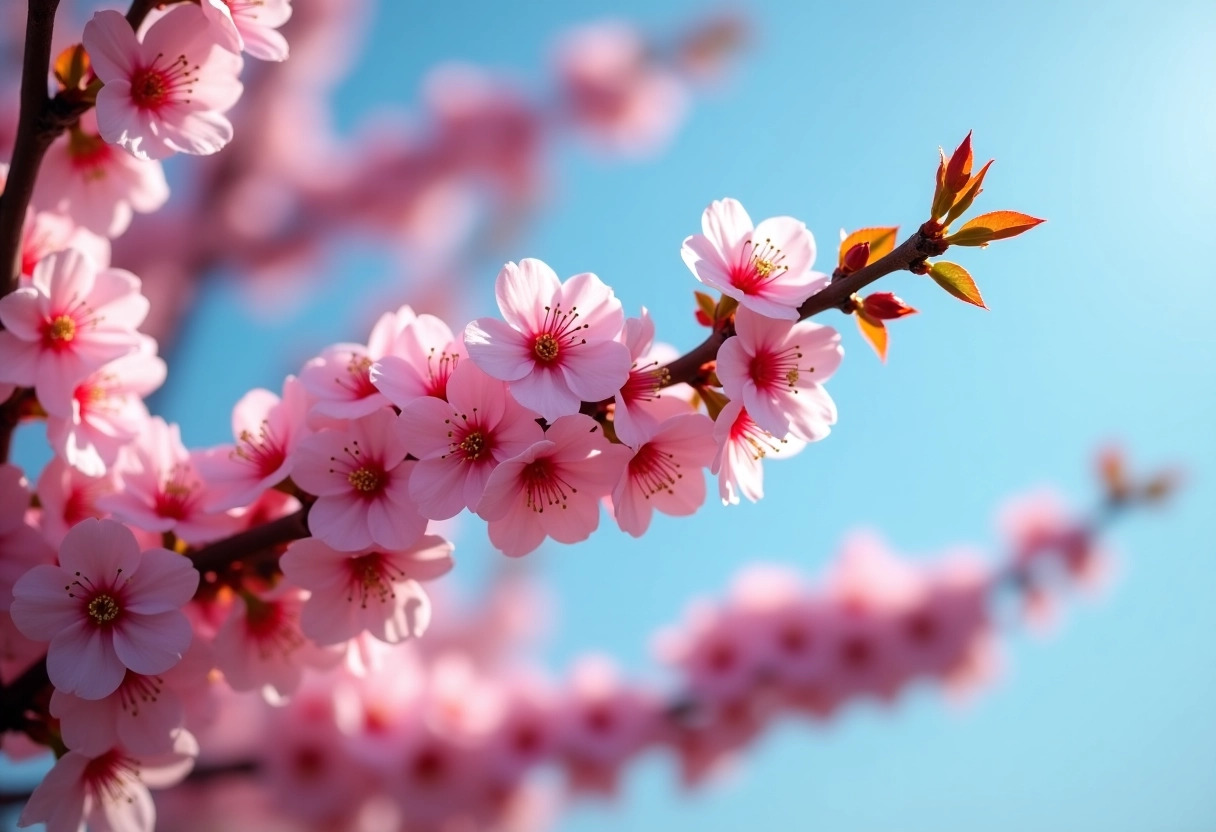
35;457;116;547
611;412;717;537
280;535;454;645
681;198;824;320
398;361;544;520
45;341;166;477
84;7;244;161
292;407;426;551
0;248;148;407
477;414;630;557
711;399;806;505
371;313;466;407
36;113;170;238
9;519;198;699
19;209;111;281
200;0;293;62
465;259;631;421
18;730;197;832
51;671;186;756
100;417;238;543
195;376;311;510
716;306;843;441
299;304;417;422
612;308;688;448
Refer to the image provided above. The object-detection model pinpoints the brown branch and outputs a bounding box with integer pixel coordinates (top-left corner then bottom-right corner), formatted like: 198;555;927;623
189;506;310;575
0;658;49;734
658;230;937;389
0;0;61;297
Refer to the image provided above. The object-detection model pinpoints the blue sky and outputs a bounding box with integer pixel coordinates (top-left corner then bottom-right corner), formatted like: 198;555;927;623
10;0;1216;829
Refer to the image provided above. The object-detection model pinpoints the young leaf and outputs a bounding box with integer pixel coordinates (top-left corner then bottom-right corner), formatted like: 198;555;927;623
838;226;899;267
944;131;973;192
946;211;1044;246
943;159;993;226
928;261;986;308
856;312;889;362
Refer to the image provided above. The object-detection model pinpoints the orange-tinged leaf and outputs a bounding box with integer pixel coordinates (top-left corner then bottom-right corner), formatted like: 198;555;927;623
931;147;948;218
928;261;986;308
697;386;731;421
943;159;993;225
947;211;1044;246
838;226;898;266
694;291;717;325
856;312;888;362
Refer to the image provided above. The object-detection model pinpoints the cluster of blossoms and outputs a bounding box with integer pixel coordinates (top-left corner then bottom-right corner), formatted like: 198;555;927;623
8;501;1100;832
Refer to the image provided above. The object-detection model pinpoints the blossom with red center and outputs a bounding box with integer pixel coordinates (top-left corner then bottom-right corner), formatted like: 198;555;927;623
9;518;198;699
611;412;717;537
35;112;171;238
45;341;166;477
18;208;111;282
299;304;417;423
0;248;148;408
292;407;426;551
464;259;631;421
200;0;293;62
195;375;311;510
83;7;244;161
212;587;343;702
716;306;843;441
612;307;691;448
477;414;630;557
370;313;466;408
36;457;116;547
681;198;824;320
19;731;197;832
100;417;239;544
398;361;544;520
280;535;454;645
711;399;806;505
50;669;186;756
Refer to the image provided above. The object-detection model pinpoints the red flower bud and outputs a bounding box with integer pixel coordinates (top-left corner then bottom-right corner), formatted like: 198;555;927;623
841;242;870;274
944;131;973;193
861;292;917;320
695;307;713;327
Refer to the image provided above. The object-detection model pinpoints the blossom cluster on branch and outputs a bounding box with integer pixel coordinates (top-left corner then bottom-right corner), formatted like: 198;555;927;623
0;1;1168;831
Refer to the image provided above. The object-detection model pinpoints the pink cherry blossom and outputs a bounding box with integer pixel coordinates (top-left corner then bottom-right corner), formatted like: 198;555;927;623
612;307;690;448
298;304;416;422
711;399;806;505
35;112;170;238
84;7;244;161
9;518;198;699
0;248;149;407
19;208;111;281
464;259;631;421
195;375;311;510
44;340;166;476
291;407;426;551
100;417;239;543
36;457;117;547
18;730;197;832
280;535;454;645
716;306;843;441
200;0;293;62
370;312;466;407
681;198;824;320
554;21;688;156
212;586;343;702
398;361;544;520
51;670;186;756
611;412;717;537
477;414;630;557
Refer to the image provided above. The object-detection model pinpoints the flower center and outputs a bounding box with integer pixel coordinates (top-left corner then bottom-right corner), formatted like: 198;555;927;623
533;333;560;362
44;314;76;344
629;442;682;497
459;430;487;460
87;593;121;624
129;55;196;112
521;457;576;513
347;466;383;493
747;345;810;392
348;553;400;608
732;237;790;294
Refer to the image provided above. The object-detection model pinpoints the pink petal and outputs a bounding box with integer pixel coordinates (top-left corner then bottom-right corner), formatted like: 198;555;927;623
57;518;142;577
9;565;79;640
309;495;373;551
560;339;631;402
112;610;191;675
495;259;560;331
48;619;125;699
81;10;139;82
508;366;580;421
702;198;754;250
464;318;534;381
122;549;199;613
18;751;88;831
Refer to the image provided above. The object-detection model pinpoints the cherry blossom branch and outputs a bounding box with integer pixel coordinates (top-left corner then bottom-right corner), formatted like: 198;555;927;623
0;0;61;296
658;231;937;389
0;657;49;733
189;506;311;575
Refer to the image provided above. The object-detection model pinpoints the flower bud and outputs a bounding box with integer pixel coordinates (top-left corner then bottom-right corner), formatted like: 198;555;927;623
861;292;917;320
841;242;870;274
